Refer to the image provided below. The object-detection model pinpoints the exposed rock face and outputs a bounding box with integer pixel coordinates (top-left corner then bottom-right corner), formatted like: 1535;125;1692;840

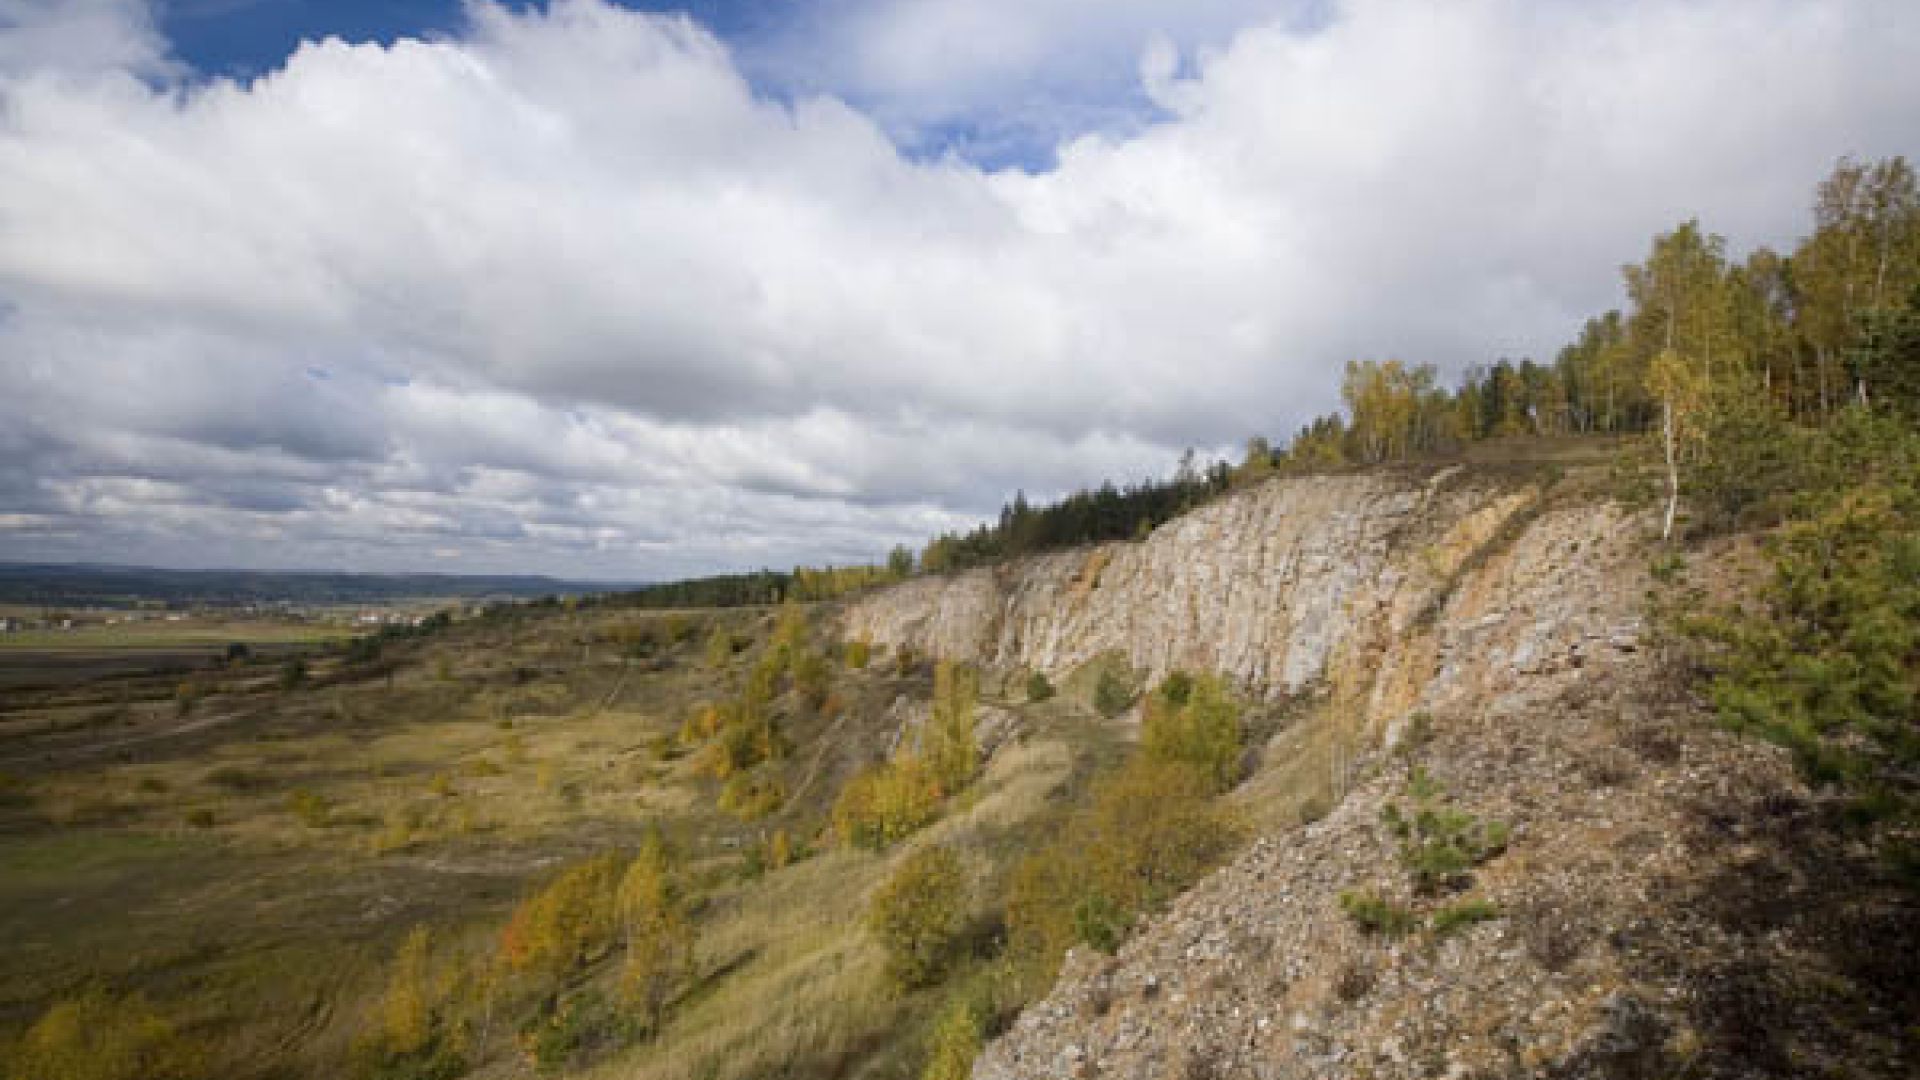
848;468;1914;1079
853;471;1460;692
845;468;1548;733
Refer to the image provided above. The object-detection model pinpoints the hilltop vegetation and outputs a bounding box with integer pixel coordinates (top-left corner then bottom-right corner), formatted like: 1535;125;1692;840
919;156;1920;571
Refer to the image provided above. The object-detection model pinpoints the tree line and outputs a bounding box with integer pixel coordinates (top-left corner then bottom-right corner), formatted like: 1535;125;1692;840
917;154;1918;572
1282;158;1918;470
539;155;1920;594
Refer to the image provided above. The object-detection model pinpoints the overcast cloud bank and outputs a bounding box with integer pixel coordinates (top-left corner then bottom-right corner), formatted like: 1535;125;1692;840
0;0;1916;576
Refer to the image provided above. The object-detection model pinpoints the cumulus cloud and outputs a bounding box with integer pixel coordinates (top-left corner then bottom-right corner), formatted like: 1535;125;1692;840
0;0;1916;576
0;0;176;78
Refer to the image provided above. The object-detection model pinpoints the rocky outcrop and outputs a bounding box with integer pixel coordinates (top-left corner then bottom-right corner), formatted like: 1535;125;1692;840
850;467;1914;1079
845;469;1546;699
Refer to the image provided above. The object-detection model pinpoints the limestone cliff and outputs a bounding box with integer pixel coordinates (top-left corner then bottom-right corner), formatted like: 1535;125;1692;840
844;467;1603;739
843;466;1914;1080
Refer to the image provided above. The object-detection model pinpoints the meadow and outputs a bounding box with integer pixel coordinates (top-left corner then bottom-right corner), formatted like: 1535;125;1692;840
0;597;1191;1080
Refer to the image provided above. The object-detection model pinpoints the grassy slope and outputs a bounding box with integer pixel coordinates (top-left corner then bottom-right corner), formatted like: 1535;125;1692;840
0;598;1139;1080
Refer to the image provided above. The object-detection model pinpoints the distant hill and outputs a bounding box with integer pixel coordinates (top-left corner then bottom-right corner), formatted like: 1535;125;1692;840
0;562;635;607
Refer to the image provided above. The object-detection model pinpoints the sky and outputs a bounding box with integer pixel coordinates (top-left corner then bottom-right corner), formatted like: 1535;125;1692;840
0;0;1915;579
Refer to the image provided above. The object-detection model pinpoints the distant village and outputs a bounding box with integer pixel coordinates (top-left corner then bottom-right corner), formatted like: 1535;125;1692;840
0;604;443;635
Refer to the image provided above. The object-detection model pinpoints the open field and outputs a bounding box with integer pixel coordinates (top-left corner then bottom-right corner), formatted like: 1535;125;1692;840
0;597;1164;1080
0;621;344;651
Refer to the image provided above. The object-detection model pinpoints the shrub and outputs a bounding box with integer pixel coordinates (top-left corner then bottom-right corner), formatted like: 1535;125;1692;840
867;845;968;988
518;990;627;1074
1024;671;1054;702
616;831;693;1035
766;828;795;869
1516;900;1586;971
1006;759;1239;971
1397;710;1435;755
186;808;216;829
834;754;942;850
718;769;787;821
358;925;469;1080
11;988;202;1080
1071;892;1129;954
1338;890;1418;937
500;854;623;979
1675;421;1920;872
1381;768;1508;895
1158;670;1194;706
1333;954;1376;1001
1430;898;1501;937
699;701;786;780
1141;672;1243;792
793;649;831;711
678;702;723;746
1093;668;1135;717
743;828;800;876
845;638;872;669
927;661;979;795
280;658;308;691
921;991;986;1080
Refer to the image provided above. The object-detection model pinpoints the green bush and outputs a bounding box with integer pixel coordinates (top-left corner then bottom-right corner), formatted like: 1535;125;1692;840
1338;890;1418;937
1382;768;1508;895
1141;672;1243;792
867;846;968;988
1430;898;1501;937
1024;671;1054;702
1158;670;1194;706
1006;759;1239;971
1093;668;1135;717
1675;412;1920;874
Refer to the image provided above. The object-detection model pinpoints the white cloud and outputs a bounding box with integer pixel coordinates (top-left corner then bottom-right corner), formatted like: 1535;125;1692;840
0;0;1916;576
0;0;176;79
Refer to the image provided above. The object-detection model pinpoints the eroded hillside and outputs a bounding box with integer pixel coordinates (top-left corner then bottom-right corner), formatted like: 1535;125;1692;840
843;465;1915;1079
